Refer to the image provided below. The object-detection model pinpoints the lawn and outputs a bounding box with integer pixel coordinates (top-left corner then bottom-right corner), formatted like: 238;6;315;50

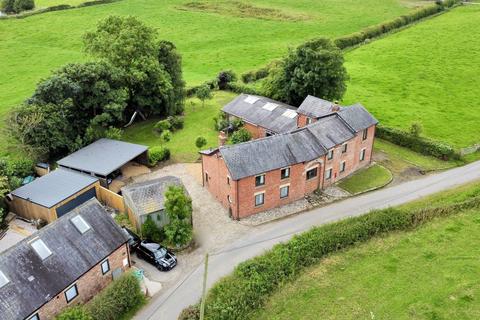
0;0;430;154
123;91;236;162
254;183;480;320
337;164;392;194
343;5;480;148
35;0;86;7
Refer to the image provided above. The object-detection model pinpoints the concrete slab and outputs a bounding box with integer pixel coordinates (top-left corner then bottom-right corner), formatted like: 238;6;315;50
0;218;37;253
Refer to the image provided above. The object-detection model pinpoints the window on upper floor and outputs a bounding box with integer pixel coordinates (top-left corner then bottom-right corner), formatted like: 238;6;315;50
281;167;290;180
306;167;318;180
327;150;334;160
362;129;368;140
65;284;78;303
255;174;265;187
342;143;348;153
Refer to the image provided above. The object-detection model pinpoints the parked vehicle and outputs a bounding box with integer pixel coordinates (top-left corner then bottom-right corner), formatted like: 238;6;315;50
121;226;141;253
136;240;177;271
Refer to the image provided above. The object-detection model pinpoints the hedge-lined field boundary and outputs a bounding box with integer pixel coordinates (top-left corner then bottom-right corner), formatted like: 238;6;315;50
240;0;462;83
180;194;480;320
0;0;120;19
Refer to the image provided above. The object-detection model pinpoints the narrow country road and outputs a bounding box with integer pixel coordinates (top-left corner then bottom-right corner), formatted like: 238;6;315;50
135;160;480;320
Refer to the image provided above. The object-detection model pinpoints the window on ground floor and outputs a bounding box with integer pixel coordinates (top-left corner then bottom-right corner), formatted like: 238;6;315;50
255;174;265;187
280;185;289;199
306;167;318;180
255;193;265;206
101;259;110;275
65;284;78;303
340;161;346;173
325;168;333;180
360;149;366;161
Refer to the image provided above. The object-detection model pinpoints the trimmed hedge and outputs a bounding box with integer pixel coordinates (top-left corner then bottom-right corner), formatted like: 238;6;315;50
148;146;170;166
226;82;263;95
181;195;480;320
376;125;460;160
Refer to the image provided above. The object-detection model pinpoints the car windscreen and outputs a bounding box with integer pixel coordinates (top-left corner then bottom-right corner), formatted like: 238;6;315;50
154;247;167;260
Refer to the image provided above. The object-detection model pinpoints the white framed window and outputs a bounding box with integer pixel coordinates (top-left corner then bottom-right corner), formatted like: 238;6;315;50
342;143;348;153
360;148;366;161
71;215;91;234
281;167;290;180
280;185;289;199
255;193;265;206
306;167;318;180
101;259;110;275
340;161;346;173
27;313;39;320
362;129;368;140
0;270;9;289
65;284;78;303
325;168;333;180
255;174;265;187
31;239;52;260
327;149;334;160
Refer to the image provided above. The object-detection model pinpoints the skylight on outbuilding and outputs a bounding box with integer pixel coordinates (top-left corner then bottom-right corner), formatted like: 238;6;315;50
244;95;260;104
262;102;278;111
30;239;52;260
71;215;91;234
282;110;297;119
0;270;9;288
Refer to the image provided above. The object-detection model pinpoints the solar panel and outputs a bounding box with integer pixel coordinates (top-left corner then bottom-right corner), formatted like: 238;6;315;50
71;215;91;234
244;95;260;104
0;271;9;288
30;239;52;260
282;110;297;118
262;102;278;111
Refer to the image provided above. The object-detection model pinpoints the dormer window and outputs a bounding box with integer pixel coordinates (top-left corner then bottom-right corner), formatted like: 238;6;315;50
71;215;91;234
31;239;52;260
0;270;9;288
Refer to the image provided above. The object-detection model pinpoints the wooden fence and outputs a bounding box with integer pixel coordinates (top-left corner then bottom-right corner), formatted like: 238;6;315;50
98;187;126;213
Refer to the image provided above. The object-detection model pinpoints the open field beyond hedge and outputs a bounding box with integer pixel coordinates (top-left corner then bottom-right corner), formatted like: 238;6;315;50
0;0;429;152
253;183;480;320
343;4;480;148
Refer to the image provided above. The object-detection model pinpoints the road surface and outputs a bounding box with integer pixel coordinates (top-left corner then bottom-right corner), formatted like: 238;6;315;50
135;160;480;320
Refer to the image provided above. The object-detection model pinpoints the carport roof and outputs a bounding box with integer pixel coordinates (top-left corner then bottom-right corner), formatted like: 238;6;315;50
58;138;148;176
11;168;98;208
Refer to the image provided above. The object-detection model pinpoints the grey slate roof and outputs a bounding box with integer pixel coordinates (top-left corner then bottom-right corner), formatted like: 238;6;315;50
338;104;378;132
0;199;128;320
122;176;184;218
222;94;298;134
58;138;148;177
297;95;337;118
11;168;98;208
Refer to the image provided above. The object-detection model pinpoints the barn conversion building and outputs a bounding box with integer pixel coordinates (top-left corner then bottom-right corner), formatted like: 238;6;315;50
0;199;130;320
201;94;378;219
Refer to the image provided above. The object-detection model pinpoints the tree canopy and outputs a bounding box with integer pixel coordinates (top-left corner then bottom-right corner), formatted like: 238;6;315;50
163;185;193;247
263;38;348;106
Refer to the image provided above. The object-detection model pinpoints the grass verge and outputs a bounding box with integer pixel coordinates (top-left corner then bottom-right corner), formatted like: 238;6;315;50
337;164;392;194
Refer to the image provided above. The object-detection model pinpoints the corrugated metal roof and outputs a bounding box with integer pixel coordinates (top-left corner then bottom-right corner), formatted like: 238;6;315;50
121;176;185;218
58;139;148;177
222;94;298;134
0;199;128;320
338;104;379;132
11;168;98;208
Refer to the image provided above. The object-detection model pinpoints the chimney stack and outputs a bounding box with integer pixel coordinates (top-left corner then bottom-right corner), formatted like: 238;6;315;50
218;131;227;146
332;100;341;112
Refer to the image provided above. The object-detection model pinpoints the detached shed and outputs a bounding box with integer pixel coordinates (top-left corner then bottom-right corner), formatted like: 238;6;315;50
57;138;149;189
9;168;100;223
121;176;185;232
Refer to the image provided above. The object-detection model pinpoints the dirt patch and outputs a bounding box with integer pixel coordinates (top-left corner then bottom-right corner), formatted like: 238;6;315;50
121;162;151;179
178;1;310;22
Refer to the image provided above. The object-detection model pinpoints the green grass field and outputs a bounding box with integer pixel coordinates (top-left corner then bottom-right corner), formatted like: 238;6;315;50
254;182;480;320
0;0;428;149
343;5;480;148
337;164;392;194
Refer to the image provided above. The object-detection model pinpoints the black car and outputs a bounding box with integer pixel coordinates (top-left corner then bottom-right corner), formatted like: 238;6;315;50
121;226;141;253
136;240;177;271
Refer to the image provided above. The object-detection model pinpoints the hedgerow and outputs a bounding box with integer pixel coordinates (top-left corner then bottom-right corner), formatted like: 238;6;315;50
376;125;461;160
180;195;480;320
148;146;171;166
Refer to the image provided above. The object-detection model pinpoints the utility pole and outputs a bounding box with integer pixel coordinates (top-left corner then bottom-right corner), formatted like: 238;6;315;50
200;253;209;320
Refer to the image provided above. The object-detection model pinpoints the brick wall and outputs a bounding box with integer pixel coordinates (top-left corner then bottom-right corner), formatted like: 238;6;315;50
297;114;316;128
31;243;130;320
243;122;266;139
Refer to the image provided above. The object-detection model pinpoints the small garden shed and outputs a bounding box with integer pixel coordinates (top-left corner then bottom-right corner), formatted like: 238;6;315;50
8;168;100;223
121;176;185;232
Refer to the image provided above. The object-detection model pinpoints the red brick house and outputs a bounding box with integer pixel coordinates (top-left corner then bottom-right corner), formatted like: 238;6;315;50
0;198;131;320
201;94;378;219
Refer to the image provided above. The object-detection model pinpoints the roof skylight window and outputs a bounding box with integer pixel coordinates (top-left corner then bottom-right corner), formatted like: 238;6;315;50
71;215;91;234
244;95;260;104
262;103;278;111
0;270;9;288
30;239;52;260
282;110;297;119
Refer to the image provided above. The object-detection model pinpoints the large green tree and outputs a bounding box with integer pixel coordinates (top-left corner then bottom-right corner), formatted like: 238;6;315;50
163;185;193;247
263;38;348;106
83;15;185;117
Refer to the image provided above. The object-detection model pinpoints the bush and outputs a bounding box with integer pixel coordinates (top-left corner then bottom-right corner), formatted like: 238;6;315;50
178;305;200;320
87;272;144;320
154;119;171;134
217;70;237;90
141;215;163;242
13;0;34;13
167;115;184;130
195;136;207;150
4;158;34;178
231;128;252;144
163;185;193;247
56;306;93;320
148;146;170;166
161;129;172;142
376;125;460;160
409;122;423;137
213;111;229;131
187;196;480;319
1;0;15;13
226;82;263;95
